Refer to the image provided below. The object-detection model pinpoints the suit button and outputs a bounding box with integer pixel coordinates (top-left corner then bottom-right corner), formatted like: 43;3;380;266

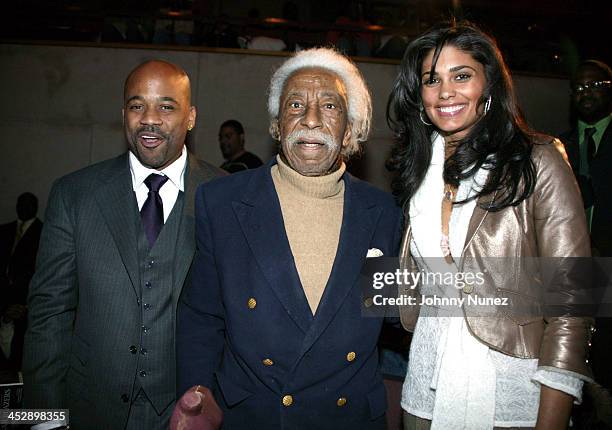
143;303;150;310
141;348;148;356
262;358;274;366
346;352;356;362
282;395;293;407
137;299;141;305
247;298;257;309
139;370;147;377
145;281;152;289
337;397;347;407
462;283;474;294
121;394;129;403
142;326;149;333
129;345;137;354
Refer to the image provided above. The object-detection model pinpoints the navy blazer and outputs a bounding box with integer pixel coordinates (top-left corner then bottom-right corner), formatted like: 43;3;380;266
177;160;402;430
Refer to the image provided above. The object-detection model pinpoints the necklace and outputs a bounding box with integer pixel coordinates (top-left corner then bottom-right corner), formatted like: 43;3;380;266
441;182;457;261
443;183;456;202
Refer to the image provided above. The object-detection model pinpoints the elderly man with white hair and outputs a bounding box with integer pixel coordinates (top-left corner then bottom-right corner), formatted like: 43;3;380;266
175;48;401;430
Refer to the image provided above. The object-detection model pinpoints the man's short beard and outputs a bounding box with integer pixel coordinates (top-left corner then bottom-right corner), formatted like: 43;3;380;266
126;125;174;169
284;129;338;149
130;125;170;143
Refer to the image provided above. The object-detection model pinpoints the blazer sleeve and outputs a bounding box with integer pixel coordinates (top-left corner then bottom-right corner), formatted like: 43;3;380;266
22;180;79;408
177;185;226;396
532;142;594;378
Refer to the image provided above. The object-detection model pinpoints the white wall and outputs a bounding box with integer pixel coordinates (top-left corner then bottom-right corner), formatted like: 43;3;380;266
0;43;571;222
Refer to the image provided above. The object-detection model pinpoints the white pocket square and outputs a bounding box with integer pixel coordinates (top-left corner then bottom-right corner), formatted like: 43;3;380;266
366;248;384;258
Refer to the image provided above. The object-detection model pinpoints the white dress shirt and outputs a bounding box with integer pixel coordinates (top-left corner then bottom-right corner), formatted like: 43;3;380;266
128;147;187;222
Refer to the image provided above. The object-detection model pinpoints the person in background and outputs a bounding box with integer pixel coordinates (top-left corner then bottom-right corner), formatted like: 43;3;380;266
0;192;42;382
218;119;263;173
560;60;612;257
22;59;224;430
387;21;593;429
560;60;612;402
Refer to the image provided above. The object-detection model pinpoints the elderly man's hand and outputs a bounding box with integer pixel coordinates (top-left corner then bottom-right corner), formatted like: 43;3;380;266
170;385;223;430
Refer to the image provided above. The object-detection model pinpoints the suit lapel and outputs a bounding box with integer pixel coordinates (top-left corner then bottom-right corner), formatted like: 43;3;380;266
172;154;213;298
94;154;141;298
462;191;497;253
299;175;381;356
233;164;313;333
595;122;612;160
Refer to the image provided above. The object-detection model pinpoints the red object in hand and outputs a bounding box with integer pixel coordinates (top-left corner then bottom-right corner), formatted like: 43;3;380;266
170;385;223;430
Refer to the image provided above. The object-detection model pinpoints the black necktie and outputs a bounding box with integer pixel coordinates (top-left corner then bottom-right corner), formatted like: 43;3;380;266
585;127;597;167
141;174;169;247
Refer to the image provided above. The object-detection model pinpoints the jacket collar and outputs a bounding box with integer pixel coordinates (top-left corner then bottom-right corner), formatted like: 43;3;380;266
95;154;141;297
233;158;383;345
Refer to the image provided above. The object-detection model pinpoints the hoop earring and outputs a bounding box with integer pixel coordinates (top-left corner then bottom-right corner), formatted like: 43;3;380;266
419;109;432;126
483;95;492;116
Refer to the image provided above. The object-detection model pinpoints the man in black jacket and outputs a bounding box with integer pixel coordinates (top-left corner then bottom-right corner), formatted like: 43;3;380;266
218;119;263;173
560;60;612;394
0;192;42;381
560;60;612;256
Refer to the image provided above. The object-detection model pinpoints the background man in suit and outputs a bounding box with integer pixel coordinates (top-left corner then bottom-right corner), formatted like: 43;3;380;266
0;192;42;381
22;59;224;429
177;48;401;429
560;60;612;256
560;60;612;395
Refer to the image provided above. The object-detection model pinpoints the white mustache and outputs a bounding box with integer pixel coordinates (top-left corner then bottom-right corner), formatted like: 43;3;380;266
285;130;338;149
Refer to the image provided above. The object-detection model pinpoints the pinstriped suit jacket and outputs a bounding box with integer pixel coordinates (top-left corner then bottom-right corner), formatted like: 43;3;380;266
22;152;223;429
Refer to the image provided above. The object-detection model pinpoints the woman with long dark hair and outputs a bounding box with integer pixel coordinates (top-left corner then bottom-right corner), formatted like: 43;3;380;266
387;21;593;429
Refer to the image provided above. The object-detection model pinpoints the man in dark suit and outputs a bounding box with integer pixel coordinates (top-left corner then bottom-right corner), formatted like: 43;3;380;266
177;48;401;429
560;60;612;256
560;60;612;394
22;60;224;429
0;192;42;381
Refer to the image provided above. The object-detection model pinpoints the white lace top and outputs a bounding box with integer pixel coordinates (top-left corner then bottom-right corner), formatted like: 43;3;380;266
400;134;586;429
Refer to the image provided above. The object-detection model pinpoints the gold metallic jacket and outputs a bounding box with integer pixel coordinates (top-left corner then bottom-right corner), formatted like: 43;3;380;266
399;140;594;378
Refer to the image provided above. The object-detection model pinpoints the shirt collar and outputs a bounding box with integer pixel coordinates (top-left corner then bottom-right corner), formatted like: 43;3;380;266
578;113;612;137
129;146;187;192
18;218;35;232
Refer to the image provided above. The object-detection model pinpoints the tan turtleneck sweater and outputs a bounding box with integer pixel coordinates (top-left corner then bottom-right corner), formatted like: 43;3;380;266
271;155;345;314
